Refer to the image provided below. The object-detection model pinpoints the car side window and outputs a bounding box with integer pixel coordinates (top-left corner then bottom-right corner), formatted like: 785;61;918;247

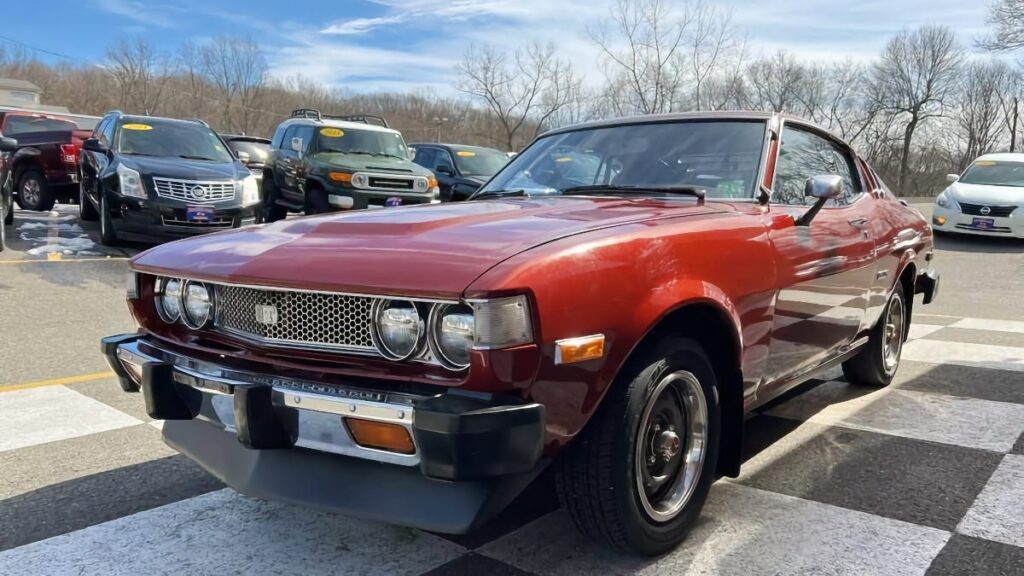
271;124;289;150
773;125;858;207
293;125;316;153
100;119;116;147
413;147;436;169
92;118;108;139
435;149;454;171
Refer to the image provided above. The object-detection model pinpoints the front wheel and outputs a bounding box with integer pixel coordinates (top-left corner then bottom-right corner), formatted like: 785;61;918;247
99;192;119;246
261;176;287;223
79;181;98;221
842;283;907;387
2;180;12;225
557;337;721;555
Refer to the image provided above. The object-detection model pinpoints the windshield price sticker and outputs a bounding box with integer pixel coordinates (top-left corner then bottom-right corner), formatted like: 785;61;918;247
456;150;476;157
123;123;153;131
320;128;344;138
974;161;997;167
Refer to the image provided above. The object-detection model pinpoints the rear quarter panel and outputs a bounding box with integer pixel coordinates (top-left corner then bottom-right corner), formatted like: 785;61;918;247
466;203;778;447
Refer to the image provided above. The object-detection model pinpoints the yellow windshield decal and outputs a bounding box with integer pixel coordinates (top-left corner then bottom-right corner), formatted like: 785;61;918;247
122;123;152;131
974;161;997;166
456;150;476;157
555;157;573;163
320;127;344;138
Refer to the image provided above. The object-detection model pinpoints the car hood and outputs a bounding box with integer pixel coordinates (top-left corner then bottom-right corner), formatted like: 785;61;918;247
131;197;726;297
120;155;247;181
947;182;1024;205
313;152;433;176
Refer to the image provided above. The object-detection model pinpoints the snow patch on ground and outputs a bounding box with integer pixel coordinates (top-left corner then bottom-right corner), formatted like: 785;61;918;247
18;222;83;232
25;235;96;256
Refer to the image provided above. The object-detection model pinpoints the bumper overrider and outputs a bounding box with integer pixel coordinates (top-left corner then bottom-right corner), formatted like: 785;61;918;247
101;334;546;533
916;269;940;305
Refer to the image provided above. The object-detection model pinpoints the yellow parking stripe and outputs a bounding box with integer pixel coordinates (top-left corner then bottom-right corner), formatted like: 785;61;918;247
0;371;114;393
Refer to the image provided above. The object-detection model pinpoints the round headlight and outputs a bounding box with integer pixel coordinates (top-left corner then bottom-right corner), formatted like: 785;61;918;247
157;278;182;323
430;304;474;369
414;177;429;191
352;173;369;188
372;300;424;360
181;281;213;328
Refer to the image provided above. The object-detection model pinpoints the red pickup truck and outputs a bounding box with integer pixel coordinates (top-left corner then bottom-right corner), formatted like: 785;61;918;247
0;111;93;211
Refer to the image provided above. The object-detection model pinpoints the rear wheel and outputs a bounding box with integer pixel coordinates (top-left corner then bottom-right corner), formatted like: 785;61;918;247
261;175;287;223
842;283;906;387
0;198;6;252
79;181;98;221
99;192;119;246
304;185;330;215
18;170;55;212
2;179;12;225
557;337;720;555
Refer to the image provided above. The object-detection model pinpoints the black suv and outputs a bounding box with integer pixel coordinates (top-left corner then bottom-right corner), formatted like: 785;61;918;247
410;143;509;200
0;132;18;251
262;110;437;221
79;112;260;245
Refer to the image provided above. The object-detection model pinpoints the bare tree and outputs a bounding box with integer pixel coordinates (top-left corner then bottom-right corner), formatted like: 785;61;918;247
744;50;807;113
456;42;577;150
105;37;173;115
870;25;964;187
980;0;1024;51
687;2;740;110
952;60;1010;166
200;37;268;133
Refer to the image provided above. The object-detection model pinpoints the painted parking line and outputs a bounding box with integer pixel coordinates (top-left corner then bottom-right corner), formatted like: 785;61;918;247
902;339;1024;373
0;371;114;393
950;317;1024;335
0;257;130;265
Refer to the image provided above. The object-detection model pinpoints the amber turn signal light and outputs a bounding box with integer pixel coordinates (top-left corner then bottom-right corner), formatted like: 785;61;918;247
344;418;415;454
329;171;353;183
934;216;947;225
555;334;606;365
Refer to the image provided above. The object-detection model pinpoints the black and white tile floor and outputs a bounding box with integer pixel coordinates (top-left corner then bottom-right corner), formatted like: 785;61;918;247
1;312;1021;575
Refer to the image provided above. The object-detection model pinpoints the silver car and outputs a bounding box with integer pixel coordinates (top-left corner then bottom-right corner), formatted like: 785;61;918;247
933;153;1024;238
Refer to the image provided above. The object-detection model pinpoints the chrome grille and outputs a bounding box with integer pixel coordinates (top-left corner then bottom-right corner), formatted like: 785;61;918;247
162;216;234;228
153;177;236;202
214;285;375;352
368;175;415;190
958;202;1017;217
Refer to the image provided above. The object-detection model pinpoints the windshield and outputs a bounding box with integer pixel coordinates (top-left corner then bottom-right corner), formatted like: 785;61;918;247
4;116;78;135
314;126;408;159
959;160;1024;187
477;120;766;198
116;120;234;162
226;140;270;163
453;148;508;177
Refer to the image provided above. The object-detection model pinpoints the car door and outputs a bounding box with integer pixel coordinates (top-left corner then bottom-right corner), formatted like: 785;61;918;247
762;122;877;387
83;118;115;208
276;126;301;199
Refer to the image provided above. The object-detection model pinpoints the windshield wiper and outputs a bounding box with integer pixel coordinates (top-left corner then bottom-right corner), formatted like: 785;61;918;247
472;189;528;200
178;154;218;161
561;184;706;204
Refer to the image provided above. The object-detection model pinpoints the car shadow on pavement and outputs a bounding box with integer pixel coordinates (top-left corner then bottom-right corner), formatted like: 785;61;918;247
933;232;1024;254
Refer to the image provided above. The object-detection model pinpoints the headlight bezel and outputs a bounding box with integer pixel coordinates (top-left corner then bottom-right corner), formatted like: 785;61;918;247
117;163;146;199
371;299;426;361
428;303;475;370
180;280;214;329
936;190;955;209
155;277;182;323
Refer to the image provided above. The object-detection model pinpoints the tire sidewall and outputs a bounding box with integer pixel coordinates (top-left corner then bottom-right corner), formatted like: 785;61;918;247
19;171;51;211
879;284;907;380
614;339;721;554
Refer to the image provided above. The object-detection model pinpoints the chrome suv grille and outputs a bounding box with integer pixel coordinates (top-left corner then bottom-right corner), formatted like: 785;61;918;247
213;285;375;352
367;175;415;190
153;177;236;202
958;202;1017;217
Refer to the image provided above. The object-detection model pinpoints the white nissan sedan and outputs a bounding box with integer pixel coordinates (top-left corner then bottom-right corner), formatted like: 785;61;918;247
933;153;1024;238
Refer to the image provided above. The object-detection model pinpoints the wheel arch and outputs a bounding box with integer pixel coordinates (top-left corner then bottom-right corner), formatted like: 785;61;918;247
896;260;916;340
617;298;745;478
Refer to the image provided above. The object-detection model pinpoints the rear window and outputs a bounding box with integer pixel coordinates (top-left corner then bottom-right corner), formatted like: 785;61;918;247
3;116;78;135
225;139;270;162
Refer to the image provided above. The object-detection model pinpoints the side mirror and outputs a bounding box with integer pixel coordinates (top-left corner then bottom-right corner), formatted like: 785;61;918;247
290;137;303;155
236;150;251;165
0;136;17;152
946;173;959;183
435;164;453;175
82;138;106;153
797;175;843;226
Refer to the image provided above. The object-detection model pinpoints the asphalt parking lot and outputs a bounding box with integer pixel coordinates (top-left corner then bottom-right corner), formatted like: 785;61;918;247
0;202;1022;575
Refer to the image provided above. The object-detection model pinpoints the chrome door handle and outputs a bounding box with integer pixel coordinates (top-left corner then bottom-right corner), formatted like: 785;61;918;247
848;217;868;228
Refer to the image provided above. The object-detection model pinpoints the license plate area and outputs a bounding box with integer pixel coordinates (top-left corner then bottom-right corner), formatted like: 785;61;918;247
971;217;996;229
187;205;216;222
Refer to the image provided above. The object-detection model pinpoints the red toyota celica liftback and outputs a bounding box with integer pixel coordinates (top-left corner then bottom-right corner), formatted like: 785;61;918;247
103;111;939;555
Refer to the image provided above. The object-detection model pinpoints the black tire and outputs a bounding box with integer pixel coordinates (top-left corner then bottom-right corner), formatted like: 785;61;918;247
0;197;7;252
556;337;721;555
18;170;55;212
2;180;12;225
842;282;907;387
304;185;330;215
79;181;98;221
262;175;287;223
99;192;119;246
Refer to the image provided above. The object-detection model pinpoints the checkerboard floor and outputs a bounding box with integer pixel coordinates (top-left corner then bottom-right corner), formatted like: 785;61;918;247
1;311;1022;575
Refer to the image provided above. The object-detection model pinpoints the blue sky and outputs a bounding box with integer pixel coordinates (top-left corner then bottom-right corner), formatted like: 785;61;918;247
1;0;992;94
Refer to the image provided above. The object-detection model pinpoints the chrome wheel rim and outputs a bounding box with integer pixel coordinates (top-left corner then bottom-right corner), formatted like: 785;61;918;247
21;178;39;206
882;295;904;372
100;195;108;237
634;370;707;523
